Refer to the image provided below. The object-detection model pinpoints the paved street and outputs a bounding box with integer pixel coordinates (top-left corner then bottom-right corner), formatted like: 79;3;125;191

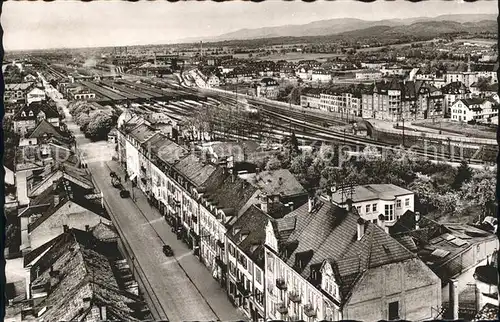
56;96;246;321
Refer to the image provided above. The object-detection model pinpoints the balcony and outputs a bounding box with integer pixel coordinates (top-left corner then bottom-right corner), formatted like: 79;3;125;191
217;239;225;249
277;302;289;315
236;280;250;297
276;278;287;290
289;290;301;303
140;165;147;173
303;304;317;317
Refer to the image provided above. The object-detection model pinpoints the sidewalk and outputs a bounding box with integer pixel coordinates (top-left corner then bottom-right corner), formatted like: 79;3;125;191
105;160;246;322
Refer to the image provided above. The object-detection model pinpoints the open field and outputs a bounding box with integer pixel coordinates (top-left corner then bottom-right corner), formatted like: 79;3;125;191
234;52;345;62
413;120;497;139
453;38;496;46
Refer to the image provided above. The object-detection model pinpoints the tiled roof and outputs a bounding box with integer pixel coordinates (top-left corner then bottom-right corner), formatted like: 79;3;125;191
461;98;488;107
91;221;118;241
240;169;306;198
226;205;270;267
5;82;34;91
30;229;140;321
281;200;415;302
330;184;413;205
441;81;469;94
148;133;188;165
27;119;68;142
28;163;94;197
27;179;107;233
204;174;258;218
174;154;220;187
127;123;158;144
15;101;59;121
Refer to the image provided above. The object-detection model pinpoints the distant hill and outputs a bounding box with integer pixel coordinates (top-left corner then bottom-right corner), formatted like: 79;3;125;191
178;14;496;43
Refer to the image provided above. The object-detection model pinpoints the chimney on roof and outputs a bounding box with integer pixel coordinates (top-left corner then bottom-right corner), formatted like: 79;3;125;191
346;199;353;212
260;193;268;214
415;212;420;230
357;218;365;241
54;194;60;207
85;225;90;232
100;306;107;321
278;177;283;186
63;225;69;233
308;196;315;213
449;278;459;320
378;214;387;233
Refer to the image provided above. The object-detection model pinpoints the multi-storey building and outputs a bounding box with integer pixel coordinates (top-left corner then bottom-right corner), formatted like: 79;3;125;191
440;82;471;116
450;98;498;124
311;70;332;83
264;198;442;321
13;101;61;137
362;79;444;121
300;88;321;109
318;90;362;117
329;184;414;229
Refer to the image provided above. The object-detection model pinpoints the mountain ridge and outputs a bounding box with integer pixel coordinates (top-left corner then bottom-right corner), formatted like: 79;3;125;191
177;14;496;44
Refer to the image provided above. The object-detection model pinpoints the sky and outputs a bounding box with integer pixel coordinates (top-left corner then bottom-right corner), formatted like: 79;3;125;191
1;0;497;51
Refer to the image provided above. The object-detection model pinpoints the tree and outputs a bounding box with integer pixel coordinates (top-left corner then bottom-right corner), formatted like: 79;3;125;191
460;167;496;222
452;160;473;190
86;112;113;139
265;156;282;171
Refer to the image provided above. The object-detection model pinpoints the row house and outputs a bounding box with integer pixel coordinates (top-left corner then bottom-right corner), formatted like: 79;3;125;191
264;198;442;322
225;205;271;321
362;79;444;121
450;98;498;124
329;184;414;228
318;91;362;117
300;89;321;109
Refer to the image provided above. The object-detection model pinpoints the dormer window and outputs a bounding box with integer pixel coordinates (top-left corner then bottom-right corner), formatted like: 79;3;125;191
28;111;34;117
21;112;26;117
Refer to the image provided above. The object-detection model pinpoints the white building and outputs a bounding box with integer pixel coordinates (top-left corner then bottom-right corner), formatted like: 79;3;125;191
318;92;362;116
311;70;332;83
450;98;498;124
26;87;46;105
355;70;382;81
328;184;414;228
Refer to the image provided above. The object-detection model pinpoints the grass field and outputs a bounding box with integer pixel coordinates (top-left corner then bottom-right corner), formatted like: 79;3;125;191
234;52;346;62
413;120;497;139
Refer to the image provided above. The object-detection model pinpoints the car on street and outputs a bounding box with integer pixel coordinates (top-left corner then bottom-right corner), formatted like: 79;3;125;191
162;245;174;257
119;190;130;198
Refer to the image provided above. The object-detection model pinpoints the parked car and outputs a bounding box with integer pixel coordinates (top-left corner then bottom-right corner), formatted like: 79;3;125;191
162;245;174;257
119;190;130;198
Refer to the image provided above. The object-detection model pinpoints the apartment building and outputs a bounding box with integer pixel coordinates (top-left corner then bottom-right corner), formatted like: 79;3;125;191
311;69;332;83
256;78;279;100
329;184;414;228
450;98;498;124
264;198;442;322
300;88;321;109
440;82;471;115
318;90;362;117
26;87;47;105
4;82;34;103
362;79;444;121
225;205;270;321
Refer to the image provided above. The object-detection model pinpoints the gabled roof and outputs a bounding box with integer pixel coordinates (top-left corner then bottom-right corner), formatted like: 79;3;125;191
5;82;34;91
28;163;93;198
204;174;258;219
174;154;220;187
148;133;188;165
441;81;469;94
281;200;415;303
29;229;141;321
27;119;68;142
14;101;59;121
26;179;107;233
126;123;158;144
226;205;270;267
91;221;118;241
459;98;488;108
